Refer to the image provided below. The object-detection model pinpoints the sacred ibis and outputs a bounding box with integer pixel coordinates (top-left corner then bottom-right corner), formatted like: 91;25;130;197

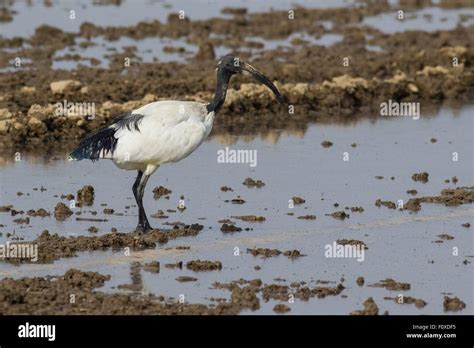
69;54;285;232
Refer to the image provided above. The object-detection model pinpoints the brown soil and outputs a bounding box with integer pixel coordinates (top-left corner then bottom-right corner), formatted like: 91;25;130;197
247;247;282;258
186;260;222;271
54;202;73;221
231;215;265;222
176;276;197;282
142;261;160;273
411;172;429;183
282;250;306;259
384;296;427;309
3;225;203;263
0;269;261;314
337;239;368;250
350;297;379;315
1;3;473;153
229;197;246;204
273;304;291;313
297;215;316;220
27;208;50;217
368;278;411;291
261;283;345;301
437;234;454;240
405;187;474;211
220;223;242;233
327;211;350;220
443;296;466;312
77;185;94;206
291;196;306;205
242;177;265;188
375;199;396;209
153;185;172;200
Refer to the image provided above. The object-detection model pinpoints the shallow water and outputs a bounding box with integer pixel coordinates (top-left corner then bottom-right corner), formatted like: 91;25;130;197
52;35;196;69
0;0;355;38
0;105;472;314
362;7;474;33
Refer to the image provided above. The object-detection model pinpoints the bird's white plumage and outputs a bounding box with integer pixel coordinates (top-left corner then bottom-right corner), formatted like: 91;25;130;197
103;101;215;173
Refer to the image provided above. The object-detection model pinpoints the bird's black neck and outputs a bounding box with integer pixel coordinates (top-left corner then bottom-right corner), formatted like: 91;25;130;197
207;70;232;114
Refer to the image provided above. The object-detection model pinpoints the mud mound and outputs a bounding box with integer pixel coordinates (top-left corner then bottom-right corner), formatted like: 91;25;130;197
4;225;203;263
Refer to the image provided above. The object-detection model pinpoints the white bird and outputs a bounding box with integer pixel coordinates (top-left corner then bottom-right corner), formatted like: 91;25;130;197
69;54;285;232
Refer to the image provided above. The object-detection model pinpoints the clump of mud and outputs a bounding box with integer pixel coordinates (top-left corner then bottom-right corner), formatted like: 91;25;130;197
411;172;429;183
186;260;222;271
327;211;350;220
291;196;305;205
350;297;379;315
262;283;345;301
220;223;242;233
405;187;474;211
337;239;368;250
247;247;306;259
0;269;258;314
230;286;260;311
297;215;316;220
273;304;291;313
142;261;160;273
443;296;466;312
231;215;265;222
242;177;265;188
153;185;172;200
54;202;73;221
76;185;94;205
27;208;50;217
369;278;410;291
176;276;197;282
12;225;202;263
384;296;427;309
375;199;396;209
247;247;282;258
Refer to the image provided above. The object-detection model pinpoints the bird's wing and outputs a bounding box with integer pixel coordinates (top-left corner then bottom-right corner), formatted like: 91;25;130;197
70;101;208;162
111;101;210;163
112;101;202;136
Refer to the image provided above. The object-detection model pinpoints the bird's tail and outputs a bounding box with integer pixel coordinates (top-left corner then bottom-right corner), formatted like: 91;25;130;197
69;127;117;161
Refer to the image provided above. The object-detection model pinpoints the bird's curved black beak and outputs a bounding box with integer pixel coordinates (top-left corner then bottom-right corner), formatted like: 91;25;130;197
240;62;286;106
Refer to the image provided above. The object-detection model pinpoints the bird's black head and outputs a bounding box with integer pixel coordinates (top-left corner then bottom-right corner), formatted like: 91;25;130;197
216;54;286;106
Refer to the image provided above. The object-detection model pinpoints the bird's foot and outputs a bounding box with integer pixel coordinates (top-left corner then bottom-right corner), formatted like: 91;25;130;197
135;223;153;234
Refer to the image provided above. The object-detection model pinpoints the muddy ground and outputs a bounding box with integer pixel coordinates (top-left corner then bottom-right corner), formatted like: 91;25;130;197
0;0;473;315
0;0;473;156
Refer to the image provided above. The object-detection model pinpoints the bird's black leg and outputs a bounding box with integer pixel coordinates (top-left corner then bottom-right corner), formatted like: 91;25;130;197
137;173;152;231
132;170;152;233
